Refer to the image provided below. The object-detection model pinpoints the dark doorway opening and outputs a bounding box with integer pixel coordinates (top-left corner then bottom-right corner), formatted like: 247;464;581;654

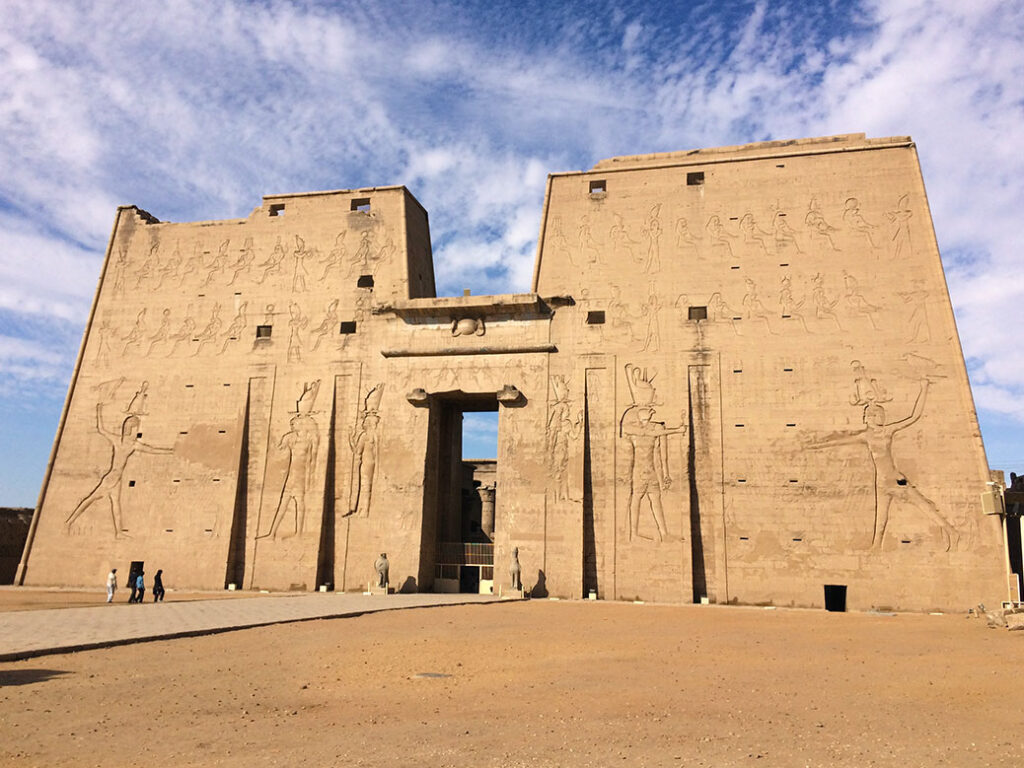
824;584;847;612
419;392;498;593
127;561;144;588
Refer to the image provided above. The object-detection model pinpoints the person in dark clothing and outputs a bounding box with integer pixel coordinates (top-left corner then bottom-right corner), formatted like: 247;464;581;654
152;569;165;602
135;571;145;603
128;572;138;603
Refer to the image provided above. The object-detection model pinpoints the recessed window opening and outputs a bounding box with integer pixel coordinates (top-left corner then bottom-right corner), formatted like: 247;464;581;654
185;384;194;388
589;179;606;194
739;536;749;541
776;164;785;168
128;480;136;487
735;423;745;428
688;306;707;321
737;478;747;483
900;539;912;544
789;479;799;483
730;265;740;270
792;537;802;542
223;383;231;387
781;314;792;319
785;423;797;427
586;310;605;325
357;274;374;288
165;529;174;533
779;263;789;267
732;316;742;320
135;433;142;439
269;203;286;217
733;369;743;373
256;325;272;339
687;171;704;186
824;584;847;612
896;478;908;486
351;198;371;212
179;431;188;435
172;479;181;483
783;367;794;372
729;216;738;221
339;321;357;334
218;430;226;434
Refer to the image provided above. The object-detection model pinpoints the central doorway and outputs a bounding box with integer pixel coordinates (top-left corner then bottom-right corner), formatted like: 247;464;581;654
419;393;498;594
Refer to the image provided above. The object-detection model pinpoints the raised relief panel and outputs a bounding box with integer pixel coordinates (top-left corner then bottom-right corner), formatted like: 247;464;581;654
345;383;385;518
804;197;839;251
547;375;583;503
886;194;913;260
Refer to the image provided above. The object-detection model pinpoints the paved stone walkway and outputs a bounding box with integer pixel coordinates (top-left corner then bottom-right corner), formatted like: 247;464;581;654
0;592;505;661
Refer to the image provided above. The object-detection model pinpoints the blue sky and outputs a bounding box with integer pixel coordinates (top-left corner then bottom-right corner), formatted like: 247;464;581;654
1;0;1022;505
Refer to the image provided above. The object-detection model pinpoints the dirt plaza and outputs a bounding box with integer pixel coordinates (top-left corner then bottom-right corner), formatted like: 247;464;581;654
0;598;1021;767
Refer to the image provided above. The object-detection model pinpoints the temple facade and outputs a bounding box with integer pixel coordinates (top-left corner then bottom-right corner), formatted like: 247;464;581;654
17;133;1008;611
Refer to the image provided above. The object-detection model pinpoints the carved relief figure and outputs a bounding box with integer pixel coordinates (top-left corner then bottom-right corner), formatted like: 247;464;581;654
608;286;639;340
220;302;248;353
286;302;308;363
134;244;159;289
111;248;129;297
346;383;385;517
258;380;321;539
886;194;913;260
65;382;173;537
805;198;839;251
706;291;742;335
899;288;931;344
228;237;256;285
166;308;196;357
620;364;686;542
641;204;663;272
121;309;148;355
742;278;776;334
257;237;287;283
310;299;339;352
803;376;956;551
547;376;583;502
770;211;801;256
192;304;223;356
145;309;172;356
842;271;880;329
376;236;397;264
609;213;640;263
640;286;662;352
705;215;735;259
320;233;347;280
842;198;878;248
577;215;601;264
675;217;700;257
155;242;181;288
849;360;890;406
292;235;311;292
547;216;575;266
348;231;375;276
779;275;810;331
201;239;230;287
94;317;115;366
179;243;205;286
738;213;770;257
811;273;843;330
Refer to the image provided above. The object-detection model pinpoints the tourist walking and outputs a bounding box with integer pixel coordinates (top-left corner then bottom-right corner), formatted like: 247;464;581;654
128;571;138;603
135;571;145;603
152;569;165;602
106;568;118;603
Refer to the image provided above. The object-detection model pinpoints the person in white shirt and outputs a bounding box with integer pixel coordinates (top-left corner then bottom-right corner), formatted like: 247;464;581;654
106;568;118;603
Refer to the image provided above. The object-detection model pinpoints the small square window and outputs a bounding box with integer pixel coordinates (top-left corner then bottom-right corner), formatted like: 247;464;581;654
586;310;605;325
269;203;285;217
128;480;136;487
351;198;371;213
688;306;708;321
589;180;606;195
687;171;704;186
357;274;374;288
340;321;357;334
256;325;272;338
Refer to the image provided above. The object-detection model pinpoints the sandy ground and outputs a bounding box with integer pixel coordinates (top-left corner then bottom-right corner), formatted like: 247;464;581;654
0;600;1021;767
0;587;279;612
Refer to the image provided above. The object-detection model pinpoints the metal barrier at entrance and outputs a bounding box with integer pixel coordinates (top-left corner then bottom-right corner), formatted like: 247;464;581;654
435;542;494;594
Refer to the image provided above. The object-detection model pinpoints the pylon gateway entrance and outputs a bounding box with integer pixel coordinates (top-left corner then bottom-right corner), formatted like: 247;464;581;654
16;133;1010;612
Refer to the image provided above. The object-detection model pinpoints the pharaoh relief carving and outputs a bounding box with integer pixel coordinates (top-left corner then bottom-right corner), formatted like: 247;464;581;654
155;242;181;289
201;238;231;287
742;278;777;334
286;302;308;363
886;194;913;260
609;212;641;263
841;271;880;329
257;380;321;540
348;230;376;276
65;380;173;538
805;197;839;251
640;286;662;352
111;248;129;297
547;376;583;502
179;243;205;286
641;204;663;273
121;309;147;356
802;367;956;551
145;309;172;356
779;276;810;332
899;285;931;344
346;383;385;518
452;316;486;337
620;364;686;543
547;216;574;267
811;273;843;330
608;286;641;342
93;316;115;367
133;244;159;289
292;235;312;292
